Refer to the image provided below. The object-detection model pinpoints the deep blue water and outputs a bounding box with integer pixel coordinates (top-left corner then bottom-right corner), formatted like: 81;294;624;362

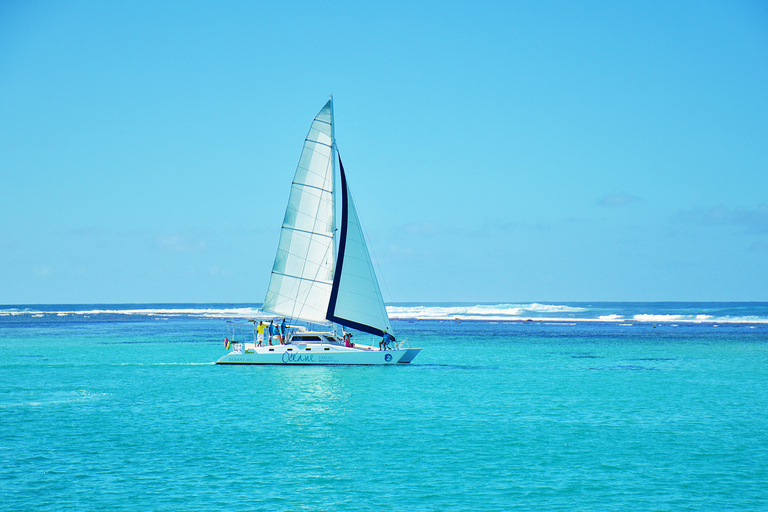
1;303;767;511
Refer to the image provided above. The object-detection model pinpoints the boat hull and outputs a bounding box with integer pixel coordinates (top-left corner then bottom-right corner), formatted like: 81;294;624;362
216;343;420;365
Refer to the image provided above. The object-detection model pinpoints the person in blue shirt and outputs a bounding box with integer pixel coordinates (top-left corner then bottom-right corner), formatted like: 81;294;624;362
379;330;395;350
280;318;287;344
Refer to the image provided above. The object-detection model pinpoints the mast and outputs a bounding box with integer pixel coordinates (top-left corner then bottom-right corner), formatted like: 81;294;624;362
330;95;337;285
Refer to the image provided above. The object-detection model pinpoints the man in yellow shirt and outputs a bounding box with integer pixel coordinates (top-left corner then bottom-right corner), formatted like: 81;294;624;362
256;321;265;347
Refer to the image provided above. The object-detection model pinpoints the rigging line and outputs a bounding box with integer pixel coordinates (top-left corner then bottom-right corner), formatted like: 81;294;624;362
356;195;394;322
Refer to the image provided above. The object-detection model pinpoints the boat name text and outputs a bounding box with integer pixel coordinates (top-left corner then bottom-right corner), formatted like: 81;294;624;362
282;352;315;363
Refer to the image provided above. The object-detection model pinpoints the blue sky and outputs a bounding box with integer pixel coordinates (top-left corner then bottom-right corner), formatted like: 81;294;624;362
1;0;767;303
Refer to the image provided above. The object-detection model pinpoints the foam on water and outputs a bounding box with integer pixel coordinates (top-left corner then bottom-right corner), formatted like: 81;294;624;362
2;303;767;325
0;306;262;319
386;303;587;321
386;303;768;324
0;390;111;409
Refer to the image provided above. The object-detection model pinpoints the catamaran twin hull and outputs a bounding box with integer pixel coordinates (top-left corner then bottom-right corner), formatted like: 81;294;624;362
216;344;421;365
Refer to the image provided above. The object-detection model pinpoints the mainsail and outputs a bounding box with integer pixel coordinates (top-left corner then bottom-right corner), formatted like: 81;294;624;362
262;100;336;322
263;98;392;336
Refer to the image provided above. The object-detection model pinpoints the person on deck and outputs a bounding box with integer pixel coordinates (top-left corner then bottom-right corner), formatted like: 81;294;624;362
379;330;394;350
344;333;354;348
256;321;265;347
268;320;276;345
280;318;287;344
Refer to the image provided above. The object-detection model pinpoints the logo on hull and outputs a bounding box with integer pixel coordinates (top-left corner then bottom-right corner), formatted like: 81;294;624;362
282;352;315;363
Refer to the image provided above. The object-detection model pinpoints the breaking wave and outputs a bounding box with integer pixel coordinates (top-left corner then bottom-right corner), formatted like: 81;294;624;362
387;303;587;321
0;306;261;319
385;304;768;324
2;303;767;324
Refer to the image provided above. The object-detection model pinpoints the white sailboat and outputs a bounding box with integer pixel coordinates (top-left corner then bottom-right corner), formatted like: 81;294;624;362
217;98;421;365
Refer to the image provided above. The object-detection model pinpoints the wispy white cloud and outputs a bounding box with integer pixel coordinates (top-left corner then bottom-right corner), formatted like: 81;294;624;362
156;235;206;252
675;204;768;234
494;220;552;233
385;245;434;261
34;266;52;277
67;226;109;237
401;222;442;236
596;193;642;208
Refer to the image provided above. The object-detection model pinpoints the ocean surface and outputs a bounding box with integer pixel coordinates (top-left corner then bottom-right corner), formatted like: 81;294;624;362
1;302;767;511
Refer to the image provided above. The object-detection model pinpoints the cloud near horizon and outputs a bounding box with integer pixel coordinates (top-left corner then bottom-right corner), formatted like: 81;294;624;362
401;222;442;236
33;266;52;277
156;235;207;252
596;193;643;208
675;204;768;234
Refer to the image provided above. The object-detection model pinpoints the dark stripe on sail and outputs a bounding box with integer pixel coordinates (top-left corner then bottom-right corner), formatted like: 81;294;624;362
326;156;385;337
325;156;349;326
334;317;384;337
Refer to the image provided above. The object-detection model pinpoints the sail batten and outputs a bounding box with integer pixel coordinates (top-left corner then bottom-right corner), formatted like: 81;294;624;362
281;227;334;239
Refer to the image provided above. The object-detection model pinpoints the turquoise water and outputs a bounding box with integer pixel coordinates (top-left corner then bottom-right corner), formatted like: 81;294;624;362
1;304;767;510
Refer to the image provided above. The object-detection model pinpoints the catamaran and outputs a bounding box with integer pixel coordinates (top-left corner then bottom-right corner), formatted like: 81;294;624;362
216;98;421;365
